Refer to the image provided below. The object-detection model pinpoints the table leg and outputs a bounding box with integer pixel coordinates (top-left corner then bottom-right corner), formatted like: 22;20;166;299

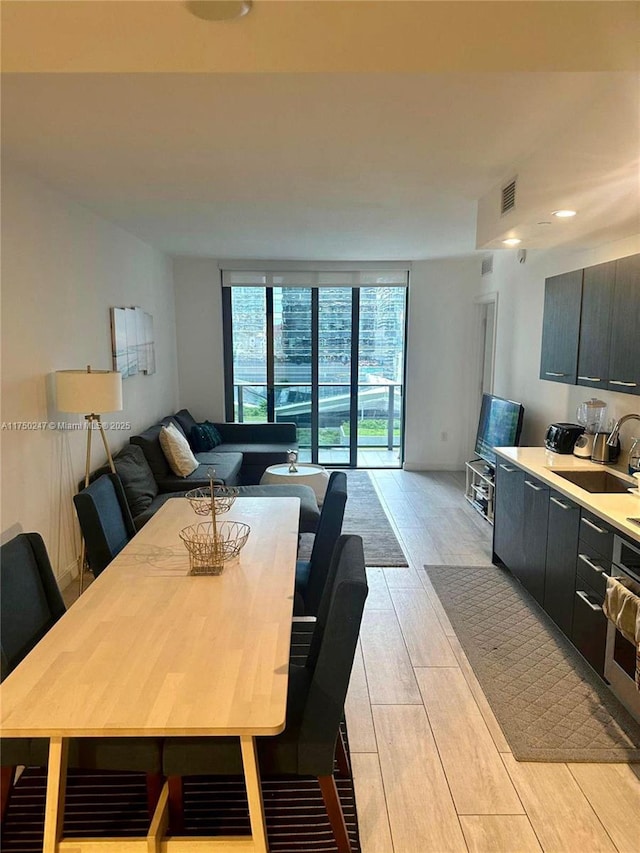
43;737;69;853
240;736;268;853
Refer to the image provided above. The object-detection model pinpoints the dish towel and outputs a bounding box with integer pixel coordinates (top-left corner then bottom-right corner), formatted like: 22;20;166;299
603;576;640;690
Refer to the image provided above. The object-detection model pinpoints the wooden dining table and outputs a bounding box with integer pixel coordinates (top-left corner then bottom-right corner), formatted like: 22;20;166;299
0;495;301;853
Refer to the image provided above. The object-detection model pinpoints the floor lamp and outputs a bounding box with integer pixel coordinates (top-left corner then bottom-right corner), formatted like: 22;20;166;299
55;366;123;593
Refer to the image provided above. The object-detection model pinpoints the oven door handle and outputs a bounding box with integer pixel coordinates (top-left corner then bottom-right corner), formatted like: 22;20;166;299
575;589;603;612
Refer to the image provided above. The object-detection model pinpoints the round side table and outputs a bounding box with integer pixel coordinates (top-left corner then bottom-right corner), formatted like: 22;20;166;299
260;463;330;506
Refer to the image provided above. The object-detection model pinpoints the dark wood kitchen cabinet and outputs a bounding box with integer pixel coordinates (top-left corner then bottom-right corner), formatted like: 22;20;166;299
521;476;549;605
572;576;608;677
539;269;583;385
543;490;581;637
607;253;640;395
493;460;524;575
577;261;615;389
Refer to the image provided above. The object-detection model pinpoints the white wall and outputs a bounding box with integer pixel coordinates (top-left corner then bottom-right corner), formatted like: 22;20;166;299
404;257;480;470
173;258;225;421
478;234;640;453
0;162;179;584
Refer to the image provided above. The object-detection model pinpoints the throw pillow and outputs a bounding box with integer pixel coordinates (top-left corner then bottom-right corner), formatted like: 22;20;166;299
190;422;223;453
114;445;158;516
203;421;223;448
190;424;212;453
159;423;199;477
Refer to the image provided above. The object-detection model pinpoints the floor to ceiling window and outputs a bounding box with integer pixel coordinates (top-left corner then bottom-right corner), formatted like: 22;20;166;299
222;267;408;468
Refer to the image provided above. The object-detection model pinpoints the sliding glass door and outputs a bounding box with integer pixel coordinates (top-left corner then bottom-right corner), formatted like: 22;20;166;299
223;276;407;468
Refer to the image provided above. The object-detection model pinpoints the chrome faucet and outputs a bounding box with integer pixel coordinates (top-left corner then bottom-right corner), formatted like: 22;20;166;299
607;413;640;446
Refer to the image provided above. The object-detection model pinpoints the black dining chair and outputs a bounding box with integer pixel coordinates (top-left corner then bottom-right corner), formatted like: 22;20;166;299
1;532;66;816
0;531;163;821
162;534;368;852
73;473;136;577
294;470;348;616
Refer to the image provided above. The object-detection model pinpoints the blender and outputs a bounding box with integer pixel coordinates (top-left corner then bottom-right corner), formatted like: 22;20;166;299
573;398;607;458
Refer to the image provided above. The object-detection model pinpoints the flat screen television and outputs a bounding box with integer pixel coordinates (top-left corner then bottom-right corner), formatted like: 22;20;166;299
474;393;524;467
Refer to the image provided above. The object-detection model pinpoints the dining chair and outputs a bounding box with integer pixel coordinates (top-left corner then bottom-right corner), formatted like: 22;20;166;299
162;533;368;853
294;470;348;616
0;531;162;821
1;532;66;817
73;473;136;577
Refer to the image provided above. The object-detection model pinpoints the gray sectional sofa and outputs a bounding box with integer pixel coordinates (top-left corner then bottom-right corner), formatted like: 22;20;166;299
90;409;320;533
130;408;298;489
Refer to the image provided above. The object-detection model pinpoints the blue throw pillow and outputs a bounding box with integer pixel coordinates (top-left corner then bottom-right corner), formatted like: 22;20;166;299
203;421;223;448
190;422;223;452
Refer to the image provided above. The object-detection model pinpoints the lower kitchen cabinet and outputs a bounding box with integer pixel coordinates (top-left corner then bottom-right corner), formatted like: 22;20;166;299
493;461;525;573
543;490;581;637
521;476;549;604
571;578;608;676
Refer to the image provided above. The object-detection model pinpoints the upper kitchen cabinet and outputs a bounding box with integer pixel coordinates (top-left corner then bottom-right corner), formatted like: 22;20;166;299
539;269;583;384
576;261;615;389
607;253;640;396
540;253;640;396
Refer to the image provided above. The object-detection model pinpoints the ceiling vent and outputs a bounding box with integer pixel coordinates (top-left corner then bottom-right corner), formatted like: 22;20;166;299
501;178;517;215
481;255;494;276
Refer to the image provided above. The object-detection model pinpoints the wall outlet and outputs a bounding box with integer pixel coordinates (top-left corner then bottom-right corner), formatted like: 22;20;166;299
441;431;448;442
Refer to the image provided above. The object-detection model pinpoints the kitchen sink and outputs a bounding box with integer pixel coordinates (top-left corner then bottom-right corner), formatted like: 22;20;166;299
553;470;632;493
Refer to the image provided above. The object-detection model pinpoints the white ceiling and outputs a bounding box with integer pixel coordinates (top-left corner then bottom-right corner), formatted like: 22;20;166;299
3;71;637;260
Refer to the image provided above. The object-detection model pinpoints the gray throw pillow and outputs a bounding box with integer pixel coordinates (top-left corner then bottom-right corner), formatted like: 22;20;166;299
113;445;159;516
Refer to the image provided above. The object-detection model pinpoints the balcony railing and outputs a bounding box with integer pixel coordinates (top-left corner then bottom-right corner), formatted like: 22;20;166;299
233;382;402;450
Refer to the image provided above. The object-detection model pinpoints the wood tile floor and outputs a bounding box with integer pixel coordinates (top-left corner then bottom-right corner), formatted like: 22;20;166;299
349;469;640;853
63;470;640;852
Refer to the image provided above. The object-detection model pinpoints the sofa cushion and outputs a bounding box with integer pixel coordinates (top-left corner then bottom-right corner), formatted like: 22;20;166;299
173;408;199;439
236;484;320;534
215;442;290;467
156;453;243;492
160;423;199;477
214;421;298;445
130;424;171;478
132;492;186;530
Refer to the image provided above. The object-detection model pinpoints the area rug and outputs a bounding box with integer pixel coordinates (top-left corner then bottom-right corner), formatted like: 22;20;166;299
425;564;640;762
299;470;408;567
0;724;361;853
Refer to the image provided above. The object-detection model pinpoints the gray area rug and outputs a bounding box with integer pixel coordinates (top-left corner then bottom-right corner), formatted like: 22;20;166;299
425;564;640;762
299;470;408;567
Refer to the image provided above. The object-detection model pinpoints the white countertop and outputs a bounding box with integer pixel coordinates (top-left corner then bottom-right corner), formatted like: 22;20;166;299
494;447;640;543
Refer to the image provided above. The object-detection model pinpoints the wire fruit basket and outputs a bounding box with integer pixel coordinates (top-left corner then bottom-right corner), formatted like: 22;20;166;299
179;520;250;575
185;485;238;516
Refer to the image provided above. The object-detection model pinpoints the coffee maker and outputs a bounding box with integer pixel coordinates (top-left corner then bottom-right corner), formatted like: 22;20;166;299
573;398;607;458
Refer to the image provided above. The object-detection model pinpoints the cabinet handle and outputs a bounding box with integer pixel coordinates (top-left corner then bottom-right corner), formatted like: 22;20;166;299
578;553;605;575
581;516;608;535
575;589;603;612
525;480;544;491
499;464;516;472
550;496;572;510
545;371;567;377
610;380;637;387
578;376;601;382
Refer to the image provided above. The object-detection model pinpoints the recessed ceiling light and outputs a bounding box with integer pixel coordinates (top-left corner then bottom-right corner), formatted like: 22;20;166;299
185;1;252;21
502;238;522;246
552;209;577;218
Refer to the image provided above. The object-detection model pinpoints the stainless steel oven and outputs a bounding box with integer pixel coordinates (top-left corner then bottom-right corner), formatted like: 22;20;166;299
605;535;640;723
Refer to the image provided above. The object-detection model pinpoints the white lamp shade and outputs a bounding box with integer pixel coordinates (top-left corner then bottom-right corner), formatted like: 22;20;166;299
55;369;123;414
